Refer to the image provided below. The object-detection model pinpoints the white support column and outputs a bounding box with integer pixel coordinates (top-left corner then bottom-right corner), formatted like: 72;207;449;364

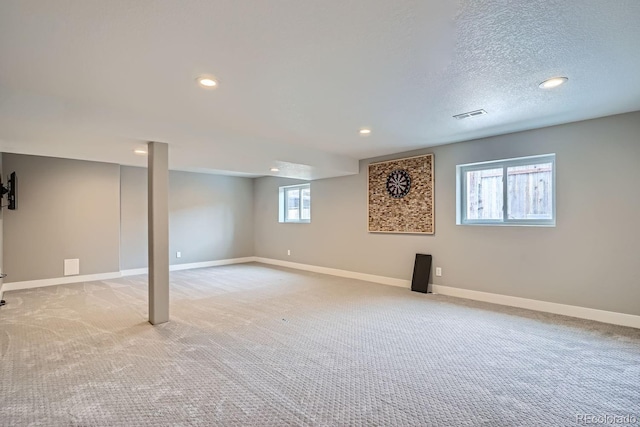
148;141;169;325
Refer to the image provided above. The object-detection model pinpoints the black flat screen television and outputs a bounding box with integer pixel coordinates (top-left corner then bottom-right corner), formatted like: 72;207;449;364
8;171;16;210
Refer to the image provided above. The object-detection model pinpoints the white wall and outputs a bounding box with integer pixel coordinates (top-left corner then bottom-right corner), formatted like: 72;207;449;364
254;112;640;316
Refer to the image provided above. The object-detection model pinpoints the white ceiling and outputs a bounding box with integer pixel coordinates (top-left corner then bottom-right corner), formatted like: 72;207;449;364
1;0;639;179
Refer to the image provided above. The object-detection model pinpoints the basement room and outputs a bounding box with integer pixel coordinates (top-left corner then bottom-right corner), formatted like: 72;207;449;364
1;1;639;426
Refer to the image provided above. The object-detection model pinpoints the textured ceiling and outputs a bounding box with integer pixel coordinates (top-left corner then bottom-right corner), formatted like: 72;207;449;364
1;0;639;179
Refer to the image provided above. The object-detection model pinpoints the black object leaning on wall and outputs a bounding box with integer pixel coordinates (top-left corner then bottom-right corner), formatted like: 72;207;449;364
411;254;432;293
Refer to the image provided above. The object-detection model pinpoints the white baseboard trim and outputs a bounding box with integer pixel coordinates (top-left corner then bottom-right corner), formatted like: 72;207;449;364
431;285;640;329
4;256;638;329
254;257;640;329
253;257;410;288
120;268;148;277
121;257;256;276
2;272;123;292
170;257;256;272
3;257;257;292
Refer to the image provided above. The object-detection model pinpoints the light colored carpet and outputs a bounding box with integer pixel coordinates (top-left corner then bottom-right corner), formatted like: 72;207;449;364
1;263;639;426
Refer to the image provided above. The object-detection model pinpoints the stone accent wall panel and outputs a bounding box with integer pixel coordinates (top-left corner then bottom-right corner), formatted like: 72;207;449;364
368;154;434;234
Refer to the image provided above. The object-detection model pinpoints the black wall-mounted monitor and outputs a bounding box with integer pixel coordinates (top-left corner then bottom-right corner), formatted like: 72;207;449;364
8;172;16;210
1;172;17;210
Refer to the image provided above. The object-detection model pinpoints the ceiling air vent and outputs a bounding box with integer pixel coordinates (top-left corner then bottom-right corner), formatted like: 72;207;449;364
453;109;487;120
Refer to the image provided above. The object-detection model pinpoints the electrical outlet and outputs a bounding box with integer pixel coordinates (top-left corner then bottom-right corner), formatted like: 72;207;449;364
176;251;181;258
287;249;291;256
435;267;442;277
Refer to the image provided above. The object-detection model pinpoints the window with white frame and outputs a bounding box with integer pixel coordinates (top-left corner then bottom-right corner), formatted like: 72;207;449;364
457;154;556;226
279;183;311;223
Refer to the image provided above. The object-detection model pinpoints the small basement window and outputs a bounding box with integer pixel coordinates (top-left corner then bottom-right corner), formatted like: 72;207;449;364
279;183;311;223
457;154;556;226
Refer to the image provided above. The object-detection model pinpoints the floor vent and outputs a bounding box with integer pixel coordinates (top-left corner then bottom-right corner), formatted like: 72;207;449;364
453;109;487;120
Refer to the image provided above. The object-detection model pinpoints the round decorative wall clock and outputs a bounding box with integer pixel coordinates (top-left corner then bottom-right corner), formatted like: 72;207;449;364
386;169;411;198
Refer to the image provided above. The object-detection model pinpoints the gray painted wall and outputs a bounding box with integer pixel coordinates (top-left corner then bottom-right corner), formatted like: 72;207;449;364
120;166;254;269
3;154;121;282
0;154;4;294
254;112;640;316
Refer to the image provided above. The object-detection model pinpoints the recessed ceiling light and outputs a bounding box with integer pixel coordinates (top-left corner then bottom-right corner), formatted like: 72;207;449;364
197;76;218;88
270;168;279;172
539;76;568;89
134;149;147;155
359;128;371;135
